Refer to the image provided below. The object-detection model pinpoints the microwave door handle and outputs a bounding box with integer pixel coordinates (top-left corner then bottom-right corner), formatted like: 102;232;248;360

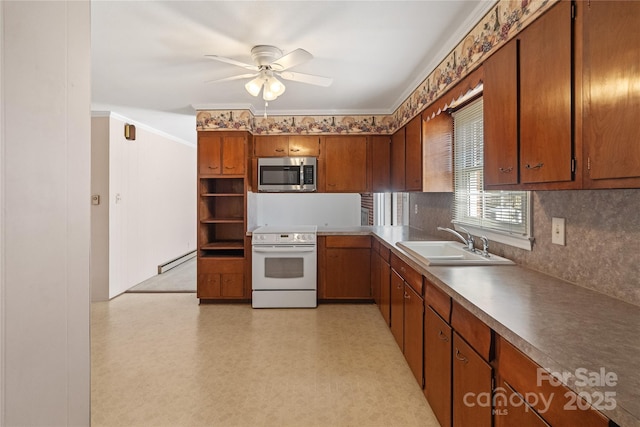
253;246;316;253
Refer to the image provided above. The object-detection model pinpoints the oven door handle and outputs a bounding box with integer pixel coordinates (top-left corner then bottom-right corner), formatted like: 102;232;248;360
252;245;316;253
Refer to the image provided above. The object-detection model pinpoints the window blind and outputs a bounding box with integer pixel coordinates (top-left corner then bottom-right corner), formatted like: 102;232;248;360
453;98;530;237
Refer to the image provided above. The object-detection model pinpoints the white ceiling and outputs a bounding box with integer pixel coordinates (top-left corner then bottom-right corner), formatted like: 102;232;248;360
91;1;496;143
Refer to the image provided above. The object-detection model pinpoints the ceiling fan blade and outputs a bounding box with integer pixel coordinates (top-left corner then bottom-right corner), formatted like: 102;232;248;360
270;48;313;71
278;71;333;87
205;55;258;71
204;73;258;84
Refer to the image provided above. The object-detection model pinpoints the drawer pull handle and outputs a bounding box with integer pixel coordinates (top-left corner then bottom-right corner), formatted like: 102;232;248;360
455;348;468;364
525;162;544;170
499;167;513;173
208;166;219;169
404;292;410;299
438;330;449;342
275;148;285;152
224;166;235;169
290;148;299;152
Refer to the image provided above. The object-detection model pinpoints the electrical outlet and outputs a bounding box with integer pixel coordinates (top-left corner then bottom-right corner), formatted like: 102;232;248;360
552;217;565;245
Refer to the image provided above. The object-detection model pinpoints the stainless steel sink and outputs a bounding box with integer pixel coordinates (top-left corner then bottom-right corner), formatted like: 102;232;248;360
396;241;515;266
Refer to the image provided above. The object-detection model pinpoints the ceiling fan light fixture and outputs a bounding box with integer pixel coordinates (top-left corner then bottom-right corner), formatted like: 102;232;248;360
245;76;263;97
267;76;286;97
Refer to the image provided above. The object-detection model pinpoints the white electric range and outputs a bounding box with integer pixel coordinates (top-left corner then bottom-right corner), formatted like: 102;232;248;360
251;225;318;308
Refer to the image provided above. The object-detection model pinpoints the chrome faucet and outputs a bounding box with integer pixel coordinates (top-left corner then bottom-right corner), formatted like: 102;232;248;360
480;236;490;258
437;226;475;252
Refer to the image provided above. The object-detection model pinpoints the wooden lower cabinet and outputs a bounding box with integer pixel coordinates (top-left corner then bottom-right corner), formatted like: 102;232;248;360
425;306;452;427
319;236;372;300
379;247;391;326
390;270;405;348
390;256;424;387
494;379;551;427
403;283;424;386
197;258;245;299
496;336;611;427
452;332;493;427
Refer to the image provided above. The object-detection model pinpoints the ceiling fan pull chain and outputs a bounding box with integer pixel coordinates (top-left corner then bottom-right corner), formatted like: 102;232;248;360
264;101;268;119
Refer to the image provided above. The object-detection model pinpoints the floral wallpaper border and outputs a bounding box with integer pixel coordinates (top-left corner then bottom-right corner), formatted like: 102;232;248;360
196;0;556;136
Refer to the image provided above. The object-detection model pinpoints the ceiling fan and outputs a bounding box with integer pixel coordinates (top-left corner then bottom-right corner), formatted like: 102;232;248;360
205;45;333;101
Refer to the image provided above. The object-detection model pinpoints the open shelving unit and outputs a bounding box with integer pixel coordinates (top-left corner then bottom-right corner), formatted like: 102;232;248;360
196;132;249;301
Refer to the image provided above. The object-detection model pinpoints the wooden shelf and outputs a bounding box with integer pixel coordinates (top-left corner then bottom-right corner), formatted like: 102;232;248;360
200;218;244;224
200;193;243;197
200;241;244;250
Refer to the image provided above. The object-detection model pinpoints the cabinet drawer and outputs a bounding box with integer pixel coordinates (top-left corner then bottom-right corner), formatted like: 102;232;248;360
451;300;492;361
325;235;371;248
379;244;390;262
496;336;610;427
197;258;244;274
372;238;380;254
391;254;423;295
425;279;451;322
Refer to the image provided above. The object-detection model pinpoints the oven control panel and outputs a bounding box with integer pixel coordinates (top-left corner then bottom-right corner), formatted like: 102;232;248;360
253;232;316;244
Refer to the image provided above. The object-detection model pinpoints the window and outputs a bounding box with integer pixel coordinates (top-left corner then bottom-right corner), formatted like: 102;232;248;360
452;98;532;250
373;192;409;226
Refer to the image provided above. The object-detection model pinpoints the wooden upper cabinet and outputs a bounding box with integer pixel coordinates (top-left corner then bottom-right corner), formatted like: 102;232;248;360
199;133;246;176
371;135;391;192
254;135;320;157
583;0;640;188
254;136;288;157
391;127;406;191
221;136;246;175
519;1;573;185
288;136;320;157
422;112;453;192
323;135;368;192
483;38;519;187
198;133;222;175
405;115;422;191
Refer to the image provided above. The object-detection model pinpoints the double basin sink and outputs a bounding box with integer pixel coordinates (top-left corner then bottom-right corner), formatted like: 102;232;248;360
396;241;514;266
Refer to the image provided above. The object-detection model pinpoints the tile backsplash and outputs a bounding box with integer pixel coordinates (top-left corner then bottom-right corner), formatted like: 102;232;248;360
409;189;640;307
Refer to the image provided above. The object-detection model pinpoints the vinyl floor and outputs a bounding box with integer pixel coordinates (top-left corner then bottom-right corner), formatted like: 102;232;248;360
91;292;440;427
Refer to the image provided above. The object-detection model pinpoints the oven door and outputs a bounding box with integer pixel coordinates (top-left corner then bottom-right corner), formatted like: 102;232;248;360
252;244;317;290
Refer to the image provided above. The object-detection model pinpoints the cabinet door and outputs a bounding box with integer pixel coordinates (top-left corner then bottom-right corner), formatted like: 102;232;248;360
483;38;519;186
425;307;452;427
221;273;244;297
222;136;246;175
405;115;422;191
254;136;288;157
198;134;222;175
391;127;406;190
324;136;368;192
452;333;492;427
324;247;372;299
288;136;320;157
197;272;221;298
371;135;391;192
583;0;640;187
404;284;424;387
379;255;391;326
371;248;381;305
519;1;573;184
423;113;453;192
390;270;405;349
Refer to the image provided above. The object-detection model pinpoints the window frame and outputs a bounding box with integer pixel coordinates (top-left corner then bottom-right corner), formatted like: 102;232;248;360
452;97;533;251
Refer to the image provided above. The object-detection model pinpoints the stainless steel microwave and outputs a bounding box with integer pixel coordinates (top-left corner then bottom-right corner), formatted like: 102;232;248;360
258;157;317;192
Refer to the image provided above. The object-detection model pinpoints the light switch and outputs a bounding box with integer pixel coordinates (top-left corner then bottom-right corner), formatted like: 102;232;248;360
552;217;565;245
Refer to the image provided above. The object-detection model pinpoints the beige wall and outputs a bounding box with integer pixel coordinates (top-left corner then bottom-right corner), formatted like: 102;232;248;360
1;1;91;424
91;113;197;300
410;189;640;307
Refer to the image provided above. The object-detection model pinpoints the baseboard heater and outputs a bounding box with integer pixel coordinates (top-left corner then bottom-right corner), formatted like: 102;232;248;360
157;250;196;274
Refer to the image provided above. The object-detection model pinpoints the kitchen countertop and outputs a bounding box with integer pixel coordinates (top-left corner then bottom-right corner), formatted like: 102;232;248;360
316;226;640;427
